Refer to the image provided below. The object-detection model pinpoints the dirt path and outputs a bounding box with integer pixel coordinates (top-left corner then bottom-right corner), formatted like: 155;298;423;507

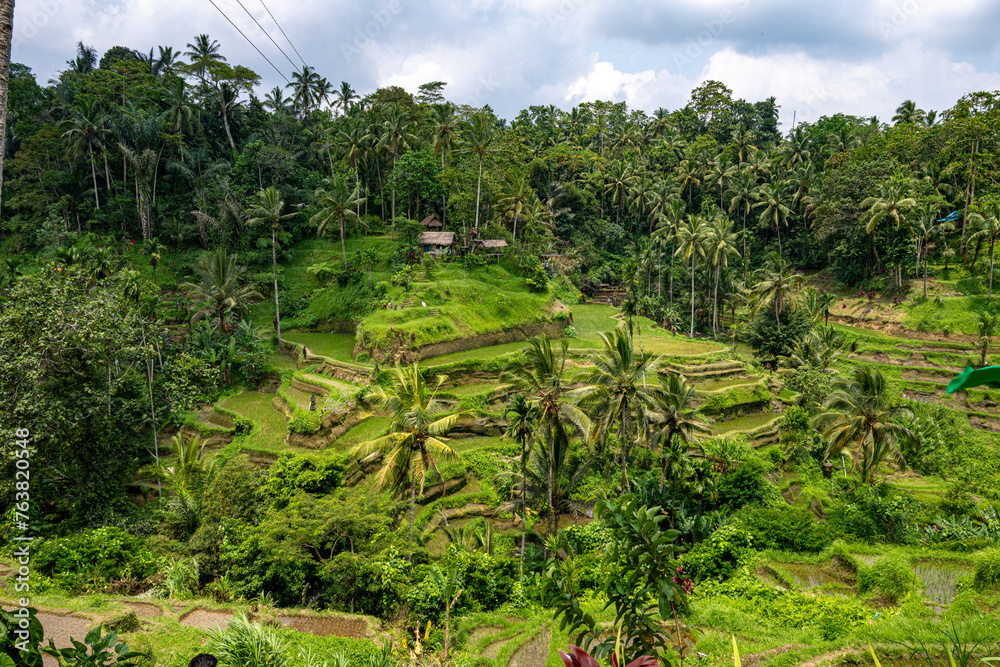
797;649;856;667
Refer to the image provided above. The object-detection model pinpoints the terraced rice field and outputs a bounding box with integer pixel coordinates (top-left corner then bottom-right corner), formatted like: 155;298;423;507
220;391;288;450
711;412;778;436
335;416;392;448
424;342;526;366
283;332;361;364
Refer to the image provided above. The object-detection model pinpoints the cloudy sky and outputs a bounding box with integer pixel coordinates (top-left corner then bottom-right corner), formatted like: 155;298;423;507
11;0;1000;125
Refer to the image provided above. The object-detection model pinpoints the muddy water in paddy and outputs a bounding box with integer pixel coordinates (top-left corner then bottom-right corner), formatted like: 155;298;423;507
36;613;96;667
179;608;234;630
276;615;367;638
507;628;551;667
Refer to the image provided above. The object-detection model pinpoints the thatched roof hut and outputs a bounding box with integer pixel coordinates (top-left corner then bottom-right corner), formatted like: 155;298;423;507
419;231;456;255
475;239;509;250
421;215;444;230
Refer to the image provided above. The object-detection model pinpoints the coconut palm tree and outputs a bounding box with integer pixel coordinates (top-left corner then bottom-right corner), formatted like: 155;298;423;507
165;80;195;136
580;325;659;493
978;313;997;367
263;86;291;114
505;394;539;573
969;201;1000;300
676;159;701;211
246;186;297;347
753;181;792;256
727;171;756;277
58;99;107;209
704;215;741;337
502;337;591;538
430;103;459;228
812;366;914;484
335;81;358;115
462;113;497;236
752;251;804;332
184;34;226;80
311;175;365;264
180;247;262;328
351;363;461;547
707;156;737;209
861;175;918;233
378;103;419;221
286;65;322;116
674;214;708;338
647;373;710;493
892;100;926;126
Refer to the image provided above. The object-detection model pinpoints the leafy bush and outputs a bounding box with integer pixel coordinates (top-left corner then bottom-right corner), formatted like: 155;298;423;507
973;547;1000;591
744;308;812;362
321;551;409;619
717;459;777;510
34;527;160;592
857;554;914;603
735;505;832;553
525;264;549;292
679;524;755;582
263;453;345;508
207;612;290;667
563;521;613;554
564;325;578;338
829;483;918;543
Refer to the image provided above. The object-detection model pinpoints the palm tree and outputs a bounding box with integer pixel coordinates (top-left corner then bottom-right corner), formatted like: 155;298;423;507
335;81;358;115
505;394;538;573
969;201;1000;300
753;182;792;256
705;215;741;337
311;175;365;264
246;186;297;347
430;103;459;228
812;366;914;484
462;113;497;235
707;156;737;208
351;364;461;547
727;171;756;276
862;175;918;233
892;100;926;126
153;46;182;77
502;337;590;538
911;206;953;298
781;126;811;167
581;326;659;492
732;126;756;164
378;103;419;221
676;159;701;211
58;99;107;209
674;215;708;338
184;34;226;79
180;247;262;328
287;65;322;116
165;80;195;136
752;251;804;332
647;373;710;492
263;86;291;114
498;176;536;243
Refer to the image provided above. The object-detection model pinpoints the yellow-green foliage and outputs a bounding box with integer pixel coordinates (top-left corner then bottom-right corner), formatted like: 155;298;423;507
972;547;1000;591
857;554;914;604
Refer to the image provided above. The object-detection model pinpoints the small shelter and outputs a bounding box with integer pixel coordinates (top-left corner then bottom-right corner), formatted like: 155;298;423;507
421;215;444;230
419;231;456;256
473;239;508;262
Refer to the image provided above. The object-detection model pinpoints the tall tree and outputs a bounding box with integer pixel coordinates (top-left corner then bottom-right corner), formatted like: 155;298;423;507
59;100;107;209
502;337;591;538
968;201;1000;300
674;214;708;338
812;366;914;484
180;248;262;328
581;325;659;493
246;186;297;347
753;181;792;256
752;251;804;332
462;112;496;235
311;174;365;264
647;373;710;492
351;364;461;548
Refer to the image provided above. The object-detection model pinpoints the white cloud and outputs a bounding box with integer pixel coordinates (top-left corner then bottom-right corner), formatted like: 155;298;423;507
564;56;690;111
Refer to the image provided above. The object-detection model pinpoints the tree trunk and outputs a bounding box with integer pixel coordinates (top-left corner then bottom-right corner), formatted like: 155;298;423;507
742;209;748;280
990;237;996;301
90;152;101;209
689;261;696;338
409;469;416;555
0;0;13;210
273;227;282;347
547;419;555;539
220;98;236;152
474;154;483;235
713;267;720;339
776;220;783;256
339;212;347;264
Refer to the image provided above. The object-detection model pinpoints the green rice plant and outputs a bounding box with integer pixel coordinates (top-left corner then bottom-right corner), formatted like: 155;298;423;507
858;554;915;604
972;547;1000;592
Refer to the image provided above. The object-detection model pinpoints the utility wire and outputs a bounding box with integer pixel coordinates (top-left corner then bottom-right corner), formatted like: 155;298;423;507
209;0;289;82
258;0;308;67
232;0;298;70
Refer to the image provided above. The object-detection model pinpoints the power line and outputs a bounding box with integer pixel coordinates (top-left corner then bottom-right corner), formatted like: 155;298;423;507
232;0;298;71
258;0;308;68
209;0;289;83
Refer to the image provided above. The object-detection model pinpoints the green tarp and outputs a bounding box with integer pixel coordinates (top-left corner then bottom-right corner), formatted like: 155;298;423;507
946;365;1000;394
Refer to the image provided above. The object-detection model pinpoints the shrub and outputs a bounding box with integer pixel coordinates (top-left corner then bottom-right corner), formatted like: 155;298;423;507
564;325;578;339
829;483;917;543
34;527;160;591
679;524;755;582
735;505;832;553
321;551;409;619
973;547;1000;591
207;612;289;667
857;554;914;603
263;453;345;508
717;459;777;510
